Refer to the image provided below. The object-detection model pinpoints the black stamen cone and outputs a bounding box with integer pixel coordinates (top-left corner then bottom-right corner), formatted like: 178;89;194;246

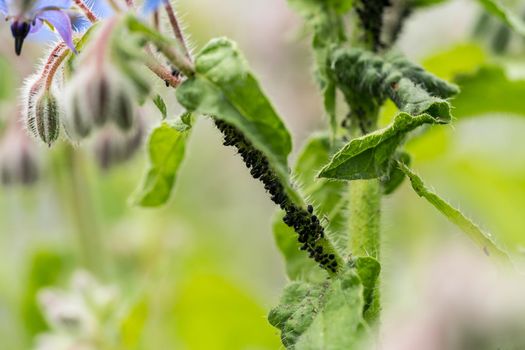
11;21;31;56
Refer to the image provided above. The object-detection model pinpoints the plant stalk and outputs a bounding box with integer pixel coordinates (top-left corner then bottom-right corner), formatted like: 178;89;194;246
348;179;381;259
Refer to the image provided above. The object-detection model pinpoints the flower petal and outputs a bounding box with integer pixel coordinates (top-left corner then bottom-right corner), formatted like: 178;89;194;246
66;9;91;32
30;19;44;33
37;9;76;53
142;0;167;15
33;0;72;12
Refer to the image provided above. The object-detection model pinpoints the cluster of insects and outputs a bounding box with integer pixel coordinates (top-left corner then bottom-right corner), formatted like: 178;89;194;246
216;119;338;273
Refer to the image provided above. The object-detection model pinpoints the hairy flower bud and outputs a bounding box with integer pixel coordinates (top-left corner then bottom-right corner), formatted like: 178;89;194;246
62;18;146;141
93;113;144;170
34;91;61;146
23;76;61;146
63;64;140;140
0;122;39;186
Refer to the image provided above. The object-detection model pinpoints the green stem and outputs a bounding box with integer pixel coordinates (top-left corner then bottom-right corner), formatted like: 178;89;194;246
349;179;381;259
63;146;106;275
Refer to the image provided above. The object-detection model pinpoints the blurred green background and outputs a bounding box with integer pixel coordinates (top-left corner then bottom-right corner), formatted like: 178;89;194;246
1;0;525;349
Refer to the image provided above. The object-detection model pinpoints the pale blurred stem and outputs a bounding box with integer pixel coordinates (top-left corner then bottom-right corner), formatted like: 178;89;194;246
153;10;160;31
164;2;191;59
64;145;107;275
144;46;182;87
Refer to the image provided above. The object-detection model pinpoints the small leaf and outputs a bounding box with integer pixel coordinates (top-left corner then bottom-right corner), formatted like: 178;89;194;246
152;94;167;119
176;38;292;188
132;122;191;207
318;113;442;181
269;269;367;349
172;111;194;132
398;162;511;261
354;257;381;323
477;0;525;36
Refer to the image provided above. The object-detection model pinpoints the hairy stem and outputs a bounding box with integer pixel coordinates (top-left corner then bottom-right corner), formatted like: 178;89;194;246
164;1;191;59
74;0;98;23
349;179;381;259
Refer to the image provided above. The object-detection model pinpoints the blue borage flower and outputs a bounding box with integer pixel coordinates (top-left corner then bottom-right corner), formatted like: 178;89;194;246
0;0;86;55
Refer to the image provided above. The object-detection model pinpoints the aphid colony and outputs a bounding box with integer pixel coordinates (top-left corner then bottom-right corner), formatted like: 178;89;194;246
215;119;338;273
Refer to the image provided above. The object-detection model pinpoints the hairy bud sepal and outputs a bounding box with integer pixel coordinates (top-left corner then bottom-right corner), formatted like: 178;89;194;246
28;90;61;146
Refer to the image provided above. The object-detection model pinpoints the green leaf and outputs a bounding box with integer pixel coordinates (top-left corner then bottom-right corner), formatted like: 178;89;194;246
387;52;459;99
354;257;381;323
132;122;191;207
273;134;348;282
318;113;444;181
453;65;525;119
152;94;167;119
269;269;367;349
398;162;511;261
176;38;292;186
331;48;457;122
477;0;525;36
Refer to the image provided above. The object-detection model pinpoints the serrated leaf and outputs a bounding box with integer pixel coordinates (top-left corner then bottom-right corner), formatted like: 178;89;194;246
354;257;381;323
152;94;167;119
454;65;525;118
273;135;348;282
269;269;367;349
318;113;442;181
387;52;459;99
398;162;511;261
477;0;525;36
176;38;292;186
331;48;457;122
132;122;190;207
